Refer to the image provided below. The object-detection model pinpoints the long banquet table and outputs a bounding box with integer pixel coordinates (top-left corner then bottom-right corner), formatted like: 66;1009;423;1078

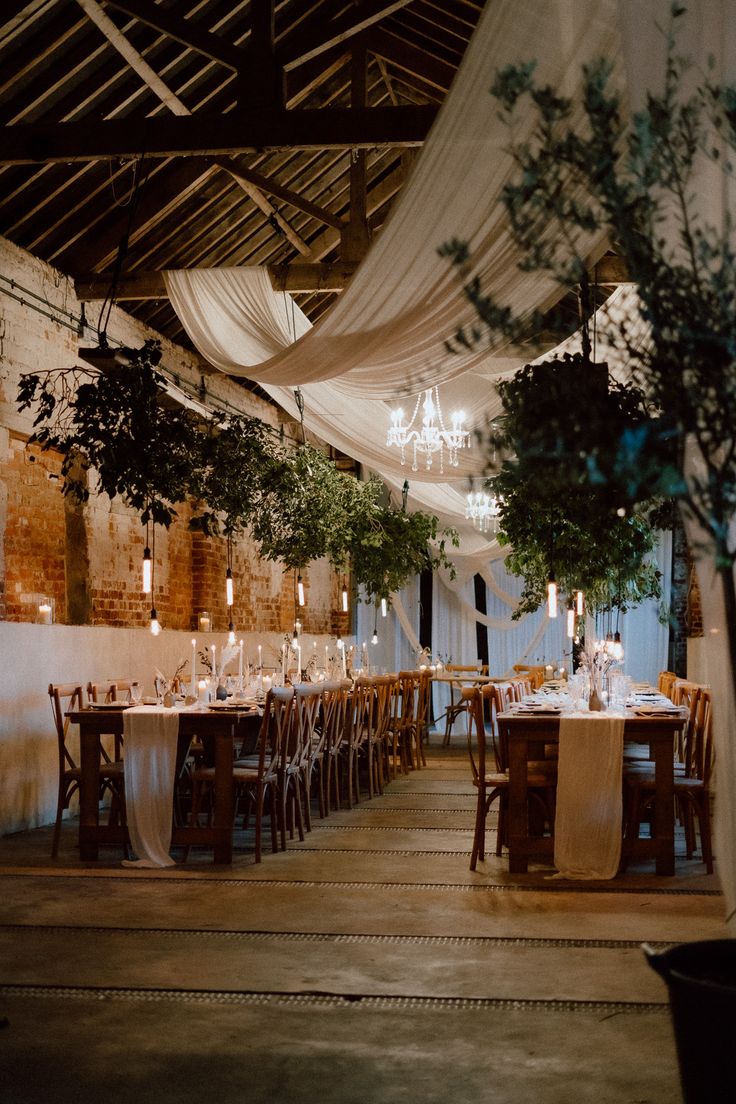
68;706;259;863
498;710;686;876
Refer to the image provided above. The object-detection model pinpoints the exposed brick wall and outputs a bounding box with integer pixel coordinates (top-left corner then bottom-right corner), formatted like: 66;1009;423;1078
0;235;339;636
2;436;66;623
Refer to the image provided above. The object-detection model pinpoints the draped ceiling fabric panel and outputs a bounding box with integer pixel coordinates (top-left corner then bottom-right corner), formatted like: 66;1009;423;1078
165;0;621;398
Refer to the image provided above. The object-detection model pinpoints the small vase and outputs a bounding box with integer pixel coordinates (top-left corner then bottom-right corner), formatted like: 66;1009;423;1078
588;676;605;712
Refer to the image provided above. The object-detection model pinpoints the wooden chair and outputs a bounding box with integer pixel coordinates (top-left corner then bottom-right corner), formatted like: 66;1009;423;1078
465;685;556;869
321;680;352;814
623;689;714;872
412;668;431;768
292;683;323;835
442;663;488;745
48;682;125;858
657;670;678;699
513;664;545;690
189;688;294;863
343;677;375;808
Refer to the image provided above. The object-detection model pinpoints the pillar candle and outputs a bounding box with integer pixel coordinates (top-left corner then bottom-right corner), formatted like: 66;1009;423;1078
296;644;302;682
238;639;243;685
211;644;217;680
325;644;329;669
191;638;197;696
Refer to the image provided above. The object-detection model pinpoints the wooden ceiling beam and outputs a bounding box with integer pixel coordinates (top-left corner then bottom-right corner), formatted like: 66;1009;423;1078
278;1;414;72
74;262;359;300
0;104;436;164
211;157;344;231
366;28;457;92
102;0;245;71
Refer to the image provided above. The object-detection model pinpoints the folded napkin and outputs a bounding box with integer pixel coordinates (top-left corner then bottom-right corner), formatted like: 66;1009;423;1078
552;713;625;880
121;706;180;869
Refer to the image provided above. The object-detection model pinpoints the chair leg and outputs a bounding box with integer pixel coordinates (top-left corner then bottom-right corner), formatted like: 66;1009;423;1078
470;785;486;871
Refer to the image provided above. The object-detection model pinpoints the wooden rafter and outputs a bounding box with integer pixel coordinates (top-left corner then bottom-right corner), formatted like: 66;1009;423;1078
0;105;436;164
210;158;344;231
102;0;245;71
279;1;414;72
74;262;359;301
367;27;457;93
74;0;309;255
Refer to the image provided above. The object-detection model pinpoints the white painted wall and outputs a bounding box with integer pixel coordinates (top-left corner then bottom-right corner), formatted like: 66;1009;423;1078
0;621;336;837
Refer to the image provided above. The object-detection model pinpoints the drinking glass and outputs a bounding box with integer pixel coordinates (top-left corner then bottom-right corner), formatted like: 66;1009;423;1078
131;681;143;705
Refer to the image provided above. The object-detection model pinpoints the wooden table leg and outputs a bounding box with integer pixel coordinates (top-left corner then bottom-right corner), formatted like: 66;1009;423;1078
652;733;675;876
212;727;234;864
78;724;100;861
508;735;529;874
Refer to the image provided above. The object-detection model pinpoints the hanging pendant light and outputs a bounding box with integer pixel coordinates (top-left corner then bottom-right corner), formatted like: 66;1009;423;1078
576;590;584;616
150;607;161;636
381;597;387;618
342;579;349;613
297;574;305;606
225;537;234;607
566;605;575;639
228;621;236;646
142;545;152;594
547;576;558;618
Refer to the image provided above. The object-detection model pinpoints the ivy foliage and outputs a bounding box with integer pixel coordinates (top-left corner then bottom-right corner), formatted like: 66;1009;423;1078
351;501;459;603
490;355;663;616
17;343;456;597
16;340;197;526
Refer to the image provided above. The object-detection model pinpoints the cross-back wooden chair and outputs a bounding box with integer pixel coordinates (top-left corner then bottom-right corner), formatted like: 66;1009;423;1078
48;682;125;858
320;679;352;815
343;677;375;807
292;683;323;834
624;688;714;872
442;663;488;745
465;685;556;869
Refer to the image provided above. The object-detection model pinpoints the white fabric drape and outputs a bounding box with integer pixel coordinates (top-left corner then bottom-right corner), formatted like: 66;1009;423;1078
121;707;180;868
165;0;621;398
553;714;625;879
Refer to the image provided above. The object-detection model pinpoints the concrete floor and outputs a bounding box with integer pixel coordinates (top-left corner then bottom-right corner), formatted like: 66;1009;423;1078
0;742;726;1103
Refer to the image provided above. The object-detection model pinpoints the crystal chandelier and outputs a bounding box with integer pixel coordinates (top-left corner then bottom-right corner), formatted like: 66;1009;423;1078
465;491;502;534
387;387;469;473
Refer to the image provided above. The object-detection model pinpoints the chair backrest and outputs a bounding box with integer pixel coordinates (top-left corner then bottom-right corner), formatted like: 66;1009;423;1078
446;663;488;675
482;683;511;770
513;664;545;689
688;687;713;783
414;669;431;734
258;686;295;777
347;677;375;749
462;687;487;785
48;683;84;773
320;680;351;756
87;680;134;703
293;684;324;768
657;670;678;698
372;674;395;742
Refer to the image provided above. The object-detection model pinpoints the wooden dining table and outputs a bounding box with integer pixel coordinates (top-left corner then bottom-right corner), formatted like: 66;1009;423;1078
498;710;687;876
68;705;259;863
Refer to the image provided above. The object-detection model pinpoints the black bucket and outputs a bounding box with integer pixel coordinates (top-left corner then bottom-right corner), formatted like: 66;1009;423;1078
644;940;736;1103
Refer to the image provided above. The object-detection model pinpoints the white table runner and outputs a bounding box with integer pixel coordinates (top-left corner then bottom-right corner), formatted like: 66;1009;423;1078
553;713;625;880
121;706;180;868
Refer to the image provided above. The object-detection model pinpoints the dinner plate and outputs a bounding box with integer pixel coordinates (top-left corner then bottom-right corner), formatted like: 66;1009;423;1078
633;706;679;716
515;706;561;715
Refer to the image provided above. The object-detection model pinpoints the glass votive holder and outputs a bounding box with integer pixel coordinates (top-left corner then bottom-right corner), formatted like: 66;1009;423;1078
198;611;211;632
37;597;54;625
